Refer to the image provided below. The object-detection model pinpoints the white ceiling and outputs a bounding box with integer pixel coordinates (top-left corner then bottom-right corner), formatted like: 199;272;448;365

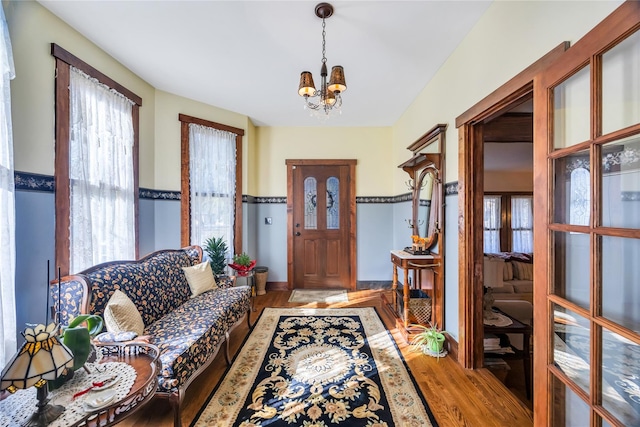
38;0;492;127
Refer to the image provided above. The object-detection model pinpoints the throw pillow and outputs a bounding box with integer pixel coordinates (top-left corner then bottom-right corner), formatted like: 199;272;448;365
182;261;217;297
512;260;534;281
503;261;514;281
104;289;145;336
483;257;504;288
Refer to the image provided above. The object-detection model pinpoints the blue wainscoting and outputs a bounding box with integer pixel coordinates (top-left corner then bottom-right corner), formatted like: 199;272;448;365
11;171;460;344
15;190;55;341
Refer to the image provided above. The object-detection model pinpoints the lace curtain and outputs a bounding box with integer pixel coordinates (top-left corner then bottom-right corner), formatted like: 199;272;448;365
512;196;533;253
0;3;16;366
69;67;135;272
189;123;236;258
483;195;501;254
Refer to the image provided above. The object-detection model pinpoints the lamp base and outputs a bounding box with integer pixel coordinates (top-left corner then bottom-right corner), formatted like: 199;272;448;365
22;384;65;427
22;403;64;427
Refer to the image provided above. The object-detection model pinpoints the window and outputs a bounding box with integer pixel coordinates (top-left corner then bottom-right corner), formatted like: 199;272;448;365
179;114;243;257
53;44;141;275
511;196;533;253
483;195;501;253
484;193;533;254
0;3;16;366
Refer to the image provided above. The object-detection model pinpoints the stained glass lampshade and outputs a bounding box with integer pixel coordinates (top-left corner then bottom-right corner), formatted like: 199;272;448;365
0;323;74;426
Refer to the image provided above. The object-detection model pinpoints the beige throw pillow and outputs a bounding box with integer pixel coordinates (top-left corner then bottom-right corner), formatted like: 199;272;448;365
503;261;514;281
182;261;217;297
512;260;534;281
104;289;145;335
483;257;504;288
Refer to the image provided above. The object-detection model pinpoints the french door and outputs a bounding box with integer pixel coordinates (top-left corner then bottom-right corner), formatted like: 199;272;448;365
534;2;640;425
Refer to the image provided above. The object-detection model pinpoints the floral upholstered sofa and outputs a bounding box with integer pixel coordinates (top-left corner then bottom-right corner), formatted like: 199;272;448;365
51;246;252;427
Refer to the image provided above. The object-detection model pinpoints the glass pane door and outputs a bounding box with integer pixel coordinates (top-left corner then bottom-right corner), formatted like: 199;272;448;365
537;4;640;425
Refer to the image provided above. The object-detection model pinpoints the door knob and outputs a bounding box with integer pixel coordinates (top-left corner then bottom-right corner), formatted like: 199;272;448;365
295;232;301;236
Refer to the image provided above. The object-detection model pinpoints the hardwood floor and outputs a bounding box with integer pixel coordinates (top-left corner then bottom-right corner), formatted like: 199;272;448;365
119;289;533;427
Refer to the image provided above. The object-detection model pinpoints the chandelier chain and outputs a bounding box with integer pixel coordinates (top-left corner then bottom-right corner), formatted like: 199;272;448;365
321;18;327;64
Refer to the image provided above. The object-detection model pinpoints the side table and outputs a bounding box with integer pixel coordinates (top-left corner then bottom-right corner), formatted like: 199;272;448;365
80;342;160;426
484;311;532;399
0;343;159;427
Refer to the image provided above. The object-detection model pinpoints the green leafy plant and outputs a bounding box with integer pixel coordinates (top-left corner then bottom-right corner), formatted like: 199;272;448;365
62;314;104;371
49;314;103;390
409;322;446;359
233;252;252;267
204;236;229;275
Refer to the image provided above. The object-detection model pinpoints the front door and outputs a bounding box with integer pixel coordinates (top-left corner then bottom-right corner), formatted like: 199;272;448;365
286;159;356;289
534;2;640;425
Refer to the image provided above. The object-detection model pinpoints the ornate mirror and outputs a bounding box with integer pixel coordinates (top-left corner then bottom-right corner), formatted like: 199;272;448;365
399;124;446;254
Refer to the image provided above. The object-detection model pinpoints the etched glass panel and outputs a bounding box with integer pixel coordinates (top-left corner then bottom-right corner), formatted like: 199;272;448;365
600;326;640;426
304;177;317;230
553;304;591;396
602;30;640;134
326;177;339;230
553;150;590;225
552;231;590;309
602;235;640;333
551;374;591;426
554;65;591;149
602;135;640;230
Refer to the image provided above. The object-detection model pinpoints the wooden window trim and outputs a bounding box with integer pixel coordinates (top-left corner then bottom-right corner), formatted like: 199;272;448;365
178;114;244;254
485;192;533;252
52;44;141;276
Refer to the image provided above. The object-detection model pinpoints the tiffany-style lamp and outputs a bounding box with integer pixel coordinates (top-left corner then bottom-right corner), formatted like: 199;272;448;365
0;323;74;426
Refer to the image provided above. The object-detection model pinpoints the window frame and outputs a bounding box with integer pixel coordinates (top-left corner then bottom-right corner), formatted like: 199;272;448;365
485;191;533;253
52;43;141;276
178;114;244;253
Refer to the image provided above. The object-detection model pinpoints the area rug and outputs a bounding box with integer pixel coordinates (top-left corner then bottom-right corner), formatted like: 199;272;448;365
192;307;438;426
288;289;349;303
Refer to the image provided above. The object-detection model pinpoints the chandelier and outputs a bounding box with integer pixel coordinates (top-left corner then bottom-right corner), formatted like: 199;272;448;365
298;3;347;117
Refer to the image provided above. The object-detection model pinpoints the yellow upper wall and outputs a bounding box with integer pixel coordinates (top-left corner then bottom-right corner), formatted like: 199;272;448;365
255;127;392;197
6;1;253;192
392;0;623;194
6;1;624;196
5;0;156;187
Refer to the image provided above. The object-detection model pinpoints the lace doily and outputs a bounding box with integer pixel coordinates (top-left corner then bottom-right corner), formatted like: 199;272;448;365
0;361;136;427
483;312;513;327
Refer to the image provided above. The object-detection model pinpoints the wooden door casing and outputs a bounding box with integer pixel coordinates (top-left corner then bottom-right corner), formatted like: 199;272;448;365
286;159;356;290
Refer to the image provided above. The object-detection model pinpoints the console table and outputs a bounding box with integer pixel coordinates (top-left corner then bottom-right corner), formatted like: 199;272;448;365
382;249;443;342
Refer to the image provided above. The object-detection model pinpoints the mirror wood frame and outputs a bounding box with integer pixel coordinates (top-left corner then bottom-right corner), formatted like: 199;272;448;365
399;124;447;253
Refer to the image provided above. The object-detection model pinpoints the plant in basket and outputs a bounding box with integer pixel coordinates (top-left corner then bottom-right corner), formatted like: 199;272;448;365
228;252;256;277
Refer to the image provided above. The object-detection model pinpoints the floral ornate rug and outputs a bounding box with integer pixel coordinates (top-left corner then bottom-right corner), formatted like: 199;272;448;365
192;307;438;426
288;289;349;303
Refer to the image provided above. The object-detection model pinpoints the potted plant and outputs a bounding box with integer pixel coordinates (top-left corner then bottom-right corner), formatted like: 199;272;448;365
49;314;103;389
204;236;229;276
228;252;256;277
410;322;447;359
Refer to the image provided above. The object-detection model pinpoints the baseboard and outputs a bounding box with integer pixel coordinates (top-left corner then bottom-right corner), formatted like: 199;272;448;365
446;334;459;362
265;281;288;291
